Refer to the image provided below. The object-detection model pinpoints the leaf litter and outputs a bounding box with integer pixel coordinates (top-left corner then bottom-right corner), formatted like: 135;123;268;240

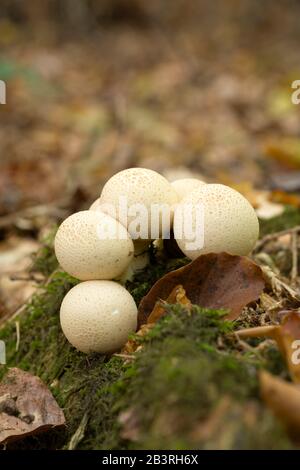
138;252;265;326
0;368;65;445
1;1;300;448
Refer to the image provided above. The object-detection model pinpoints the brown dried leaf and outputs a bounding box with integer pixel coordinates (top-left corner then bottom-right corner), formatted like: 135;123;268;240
138;253;265;326
122;285;191;355
0;368;65;445
237;311;300;383
121;323;153;355
270;190;300;209
260;370;300;439
147;284;192;324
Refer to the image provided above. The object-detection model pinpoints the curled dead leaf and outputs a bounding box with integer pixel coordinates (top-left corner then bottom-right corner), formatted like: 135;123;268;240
121;323;153;355
270;190;300;209
260;370;300;440
147;284;192;324
0;368;65;445
122;285;191;355
237;311;300;383
138;253;265;326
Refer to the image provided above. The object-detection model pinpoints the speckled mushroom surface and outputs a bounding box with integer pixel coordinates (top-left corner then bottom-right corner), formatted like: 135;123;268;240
171;178;206;201
174;184;259;259
99;167;178;239
60;280;137;353
89;197;101;211
54;210;134;280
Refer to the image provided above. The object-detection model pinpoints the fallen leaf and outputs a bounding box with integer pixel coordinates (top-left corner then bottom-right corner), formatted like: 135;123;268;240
0;368;65;445
264;137;300;169
147;285;192;324
260;370;300;439
237;311;300;383
122;285;191;354
270;190;300;208
259;292;283;316
138;253;265;326
121;323;153;355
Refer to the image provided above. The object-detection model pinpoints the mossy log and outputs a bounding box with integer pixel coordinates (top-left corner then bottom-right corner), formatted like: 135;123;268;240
0;209;298;450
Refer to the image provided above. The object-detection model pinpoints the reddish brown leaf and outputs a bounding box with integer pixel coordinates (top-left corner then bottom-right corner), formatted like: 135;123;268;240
260;370;300;440
138;253;265;326
122;285;191;355
270;190;300;209
0;368;65;445
147;284;192;324
121;323;153;355
237;311;300;383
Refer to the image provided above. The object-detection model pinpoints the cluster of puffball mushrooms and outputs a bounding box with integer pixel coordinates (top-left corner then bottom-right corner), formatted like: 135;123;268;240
55;168;259;354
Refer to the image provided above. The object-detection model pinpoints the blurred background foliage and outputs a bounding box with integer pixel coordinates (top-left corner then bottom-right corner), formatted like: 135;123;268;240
1;0;300;316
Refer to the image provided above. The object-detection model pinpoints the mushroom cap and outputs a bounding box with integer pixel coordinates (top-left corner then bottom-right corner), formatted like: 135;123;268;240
118;239;150;283
60;280;137;353
171;178;206;201
174;184;259;259
89;197;101;211
99;167;178;240
54;210;133;280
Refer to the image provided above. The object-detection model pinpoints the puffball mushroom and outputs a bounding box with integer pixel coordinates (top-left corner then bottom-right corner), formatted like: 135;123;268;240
60;280;137;353
54;210;133;280
99;167;178;240
174;184;259;260
171;178;206;201
118;239;150;284
89;197;101;211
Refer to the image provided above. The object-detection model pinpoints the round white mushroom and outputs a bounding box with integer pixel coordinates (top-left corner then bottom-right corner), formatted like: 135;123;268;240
54;210;133;280
118;240;150;283
60;280;137;353
174;184;259;259
171;178;206;201
89;197;102;211
99;167;178;240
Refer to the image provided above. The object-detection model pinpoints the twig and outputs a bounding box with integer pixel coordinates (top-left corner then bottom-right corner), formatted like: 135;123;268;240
113;353;136;360
15;321;20;352
68;412;89;450
235;325;277;339
233;334;256;352
291;231;298;282
9;273;44;283
254;225;300;252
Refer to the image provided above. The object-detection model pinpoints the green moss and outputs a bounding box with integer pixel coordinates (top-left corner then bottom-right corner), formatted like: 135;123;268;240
0;237;294;450
30;226;59;277
110;306;291;449
126;257;189;304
